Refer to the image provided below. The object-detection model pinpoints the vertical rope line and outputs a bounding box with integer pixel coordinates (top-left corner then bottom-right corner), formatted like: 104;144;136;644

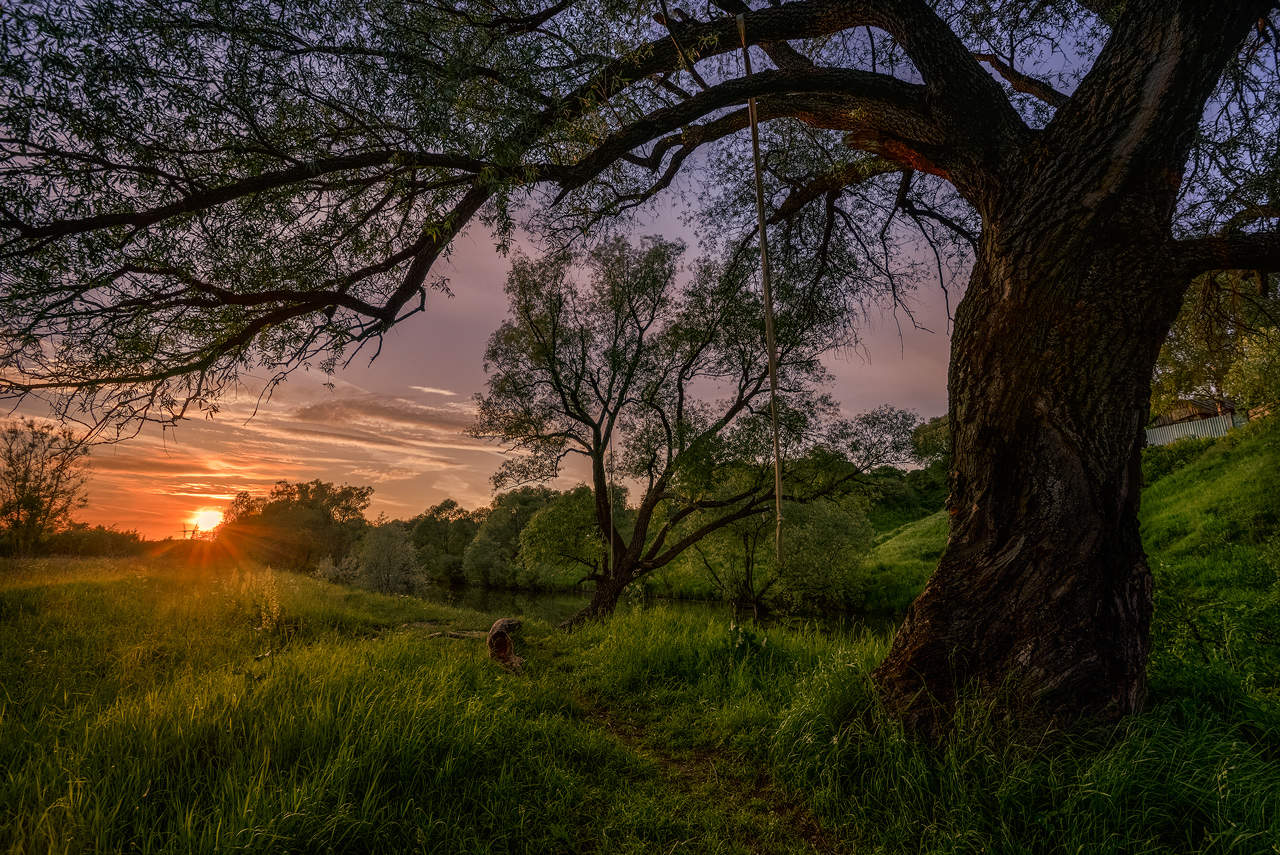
737;14;784;567
605;436;614;584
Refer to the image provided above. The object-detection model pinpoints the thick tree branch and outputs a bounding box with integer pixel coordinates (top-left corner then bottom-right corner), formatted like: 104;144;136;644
709;0;818;71
1044;0;1274;211
580;0;1024;172
556;69;936;195
1176;229;1280;277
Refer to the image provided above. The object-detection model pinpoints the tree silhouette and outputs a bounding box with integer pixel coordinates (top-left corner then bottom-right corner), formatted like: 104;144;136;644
0;420;88;556
471;237;909;620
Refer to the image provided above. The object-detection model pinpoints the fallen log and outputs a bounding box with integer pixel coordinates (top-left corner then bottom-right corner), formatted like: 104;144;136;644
426;630;486;640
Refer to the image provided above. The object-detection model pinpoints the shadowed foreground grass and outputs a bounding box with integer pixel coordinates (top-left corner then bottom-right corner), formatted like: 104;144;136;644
3;547;1279;853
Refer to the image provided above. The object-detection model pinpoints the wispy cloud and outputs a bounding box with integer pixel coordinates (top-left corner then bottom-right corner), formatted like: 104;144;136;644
63;378;503;537
409;385;458;397
291;394;475;433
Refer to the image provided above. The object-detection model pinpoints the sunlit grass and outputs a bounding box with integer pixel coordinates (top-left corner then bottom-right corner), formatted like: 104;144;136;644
2;418;1278;852
0;561;835;853
3;558;1279;853
858;510;949;613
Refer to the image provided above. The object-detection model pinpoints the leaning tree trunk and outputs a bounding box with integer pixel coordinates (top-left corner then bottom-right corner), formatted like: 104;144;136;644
579;572;631;620
872;199;1190;735
561;552;638;628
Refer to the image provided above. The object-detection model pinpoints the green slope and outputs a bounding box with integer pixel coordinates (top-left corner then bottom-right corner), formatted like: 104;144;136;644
862;415;1280;612
860;510;948;613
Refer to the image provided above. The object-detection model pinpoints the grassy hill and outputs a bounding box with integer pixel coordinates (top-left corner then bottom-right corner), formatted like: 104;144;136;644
2;418;1278;853
860;510;948;613
862;415;1280;615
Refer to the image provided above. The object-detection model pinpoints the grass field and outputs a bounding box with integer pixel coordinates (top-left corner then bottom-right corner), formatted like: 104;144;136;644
2;419;1278;853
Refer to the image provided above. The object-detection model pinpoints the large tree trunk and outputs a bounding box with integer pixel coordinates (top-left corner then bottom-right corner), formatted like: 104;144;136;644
872;202;1189;734
867;0;1270;735
561;560;636;627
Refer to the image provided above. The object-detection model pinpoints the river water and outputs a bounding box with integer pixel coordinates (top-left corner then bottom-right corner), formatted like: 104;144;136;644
415;584;900;635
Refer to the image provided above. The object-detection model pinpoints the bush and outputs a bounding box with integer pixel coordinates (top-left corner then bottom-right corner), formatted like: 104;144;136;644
863;461;947;533
1142;435;1216;485
313;554;359;585
353;524;420;594
771;501;875;615
678;499;877;617
40;524;145;557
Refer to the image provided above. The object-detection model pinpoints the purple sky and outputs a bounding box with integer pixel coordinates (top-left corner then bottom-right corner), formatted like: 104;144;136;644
72;218;957;539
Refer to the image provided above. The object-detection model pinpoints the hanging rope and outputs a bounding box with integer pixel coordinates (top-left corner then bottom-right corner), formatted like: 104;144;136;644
606;437;615;580
737;14;784;565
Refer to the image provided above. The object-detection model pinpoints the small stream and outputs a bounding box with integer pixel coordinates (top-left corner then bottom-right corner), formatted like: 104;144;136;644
415;583;900;636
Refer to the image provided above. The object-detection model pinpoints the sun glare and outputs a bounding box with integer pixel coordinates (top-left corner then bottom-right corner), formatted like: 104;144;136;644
189;508;224;531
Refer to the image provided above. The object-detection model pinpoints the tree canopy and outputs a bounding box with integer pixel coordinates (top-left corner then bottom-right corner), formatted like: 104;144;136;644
460;485;557;587
518;484;631;587
411;498;486;585
1150;271;1280;416
471;235;916;618
218;479;372;570
6;0;1274;428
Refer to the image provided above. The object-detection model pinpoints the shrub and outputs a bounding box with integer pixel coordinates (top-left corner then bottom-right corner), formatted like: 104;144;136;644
1142;435;1216;485
41;524;145;557
354;524;420;594
313;554;359;585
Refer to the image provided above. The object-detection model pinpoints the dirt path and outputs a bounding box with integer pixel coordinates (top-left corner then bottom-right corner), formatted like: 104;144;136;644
577;696;849;855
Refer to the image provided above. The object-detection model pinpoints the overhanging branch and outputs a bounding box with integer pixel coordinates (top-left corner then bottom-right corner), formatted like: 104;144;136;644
555;69;936;196
1176;228;1280;277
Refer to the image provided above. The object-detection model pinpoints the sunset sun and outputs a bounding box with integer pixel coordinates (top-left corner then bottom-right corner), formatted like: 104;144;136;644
188;508;224;531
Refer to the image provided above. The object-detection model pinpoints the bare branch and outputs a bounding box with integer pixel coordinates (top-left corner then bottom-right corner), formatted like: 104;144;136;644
972;53;1069;108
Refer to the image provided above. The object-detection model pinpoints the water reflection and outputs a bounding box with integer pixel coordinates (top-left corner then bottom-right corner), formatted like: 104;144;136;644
415;584;899;635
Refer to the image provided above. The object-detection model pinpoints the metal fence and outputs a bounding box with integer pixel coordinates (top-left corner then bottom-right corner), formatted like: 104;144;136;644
1145;412;1248;447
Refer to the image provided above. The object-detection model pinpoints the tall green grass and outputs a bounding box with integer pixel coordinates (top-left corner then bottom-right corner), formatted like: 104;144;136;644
559;606;1280;854
3;418;1278;853
3;560;1279;853
0;562;837;853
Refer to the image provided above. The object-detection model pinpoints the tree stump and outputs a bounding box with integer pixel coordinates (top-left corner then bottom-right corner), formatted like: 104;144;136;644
486;618;524;672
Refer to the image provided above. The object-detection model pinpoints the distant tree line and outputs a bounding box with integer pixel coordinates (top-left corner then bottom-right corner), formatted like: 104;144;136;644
0;404;936;618
217;480;373;571
211;419;947;617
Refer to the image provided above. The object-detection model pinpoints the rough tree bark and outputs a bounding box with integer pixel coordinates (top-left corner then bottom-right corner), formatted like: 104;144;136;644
575;573;632;624
873;209;1185;732
868;0;1276;734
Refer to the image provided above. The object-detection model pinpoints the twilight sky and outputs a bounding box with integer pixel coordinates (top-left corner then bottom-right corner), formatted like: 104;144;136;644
64;218;957;540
